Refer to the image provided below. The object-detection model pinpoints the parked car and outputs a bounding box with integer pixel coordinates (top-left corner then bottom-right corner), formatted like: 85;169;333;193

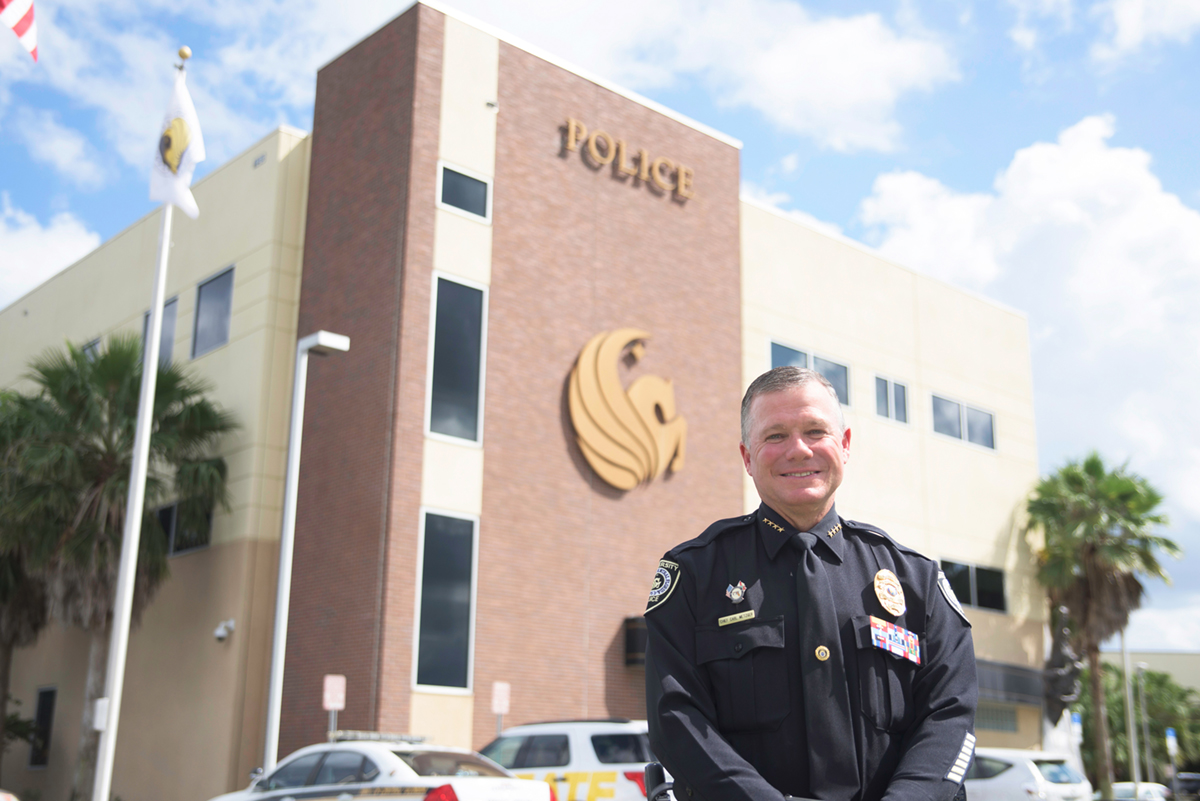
481;719;655;801
1109;782;1172;800
966;747;1092;801
1175;774;1200;800
208;732;554;801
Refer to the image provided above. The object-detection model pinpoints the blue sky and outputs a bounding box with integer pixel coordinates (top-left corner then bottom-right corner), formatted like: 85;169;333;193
2;0;1199;649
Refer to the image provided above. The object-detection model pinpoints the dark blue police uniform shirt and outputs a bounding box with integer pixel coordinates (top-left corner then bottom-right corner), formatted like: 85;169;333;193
645;503;978;801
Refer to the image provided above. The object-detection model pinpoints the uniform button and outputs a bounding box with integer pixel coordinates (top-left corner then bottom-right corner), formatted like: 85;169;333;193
733;643;743;654
687;789;693;797
815;645;830;661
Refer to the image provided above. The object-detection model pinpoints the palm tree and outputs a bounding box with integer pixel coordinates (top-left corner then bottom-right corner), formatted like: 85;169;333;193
1028;452;1179;800
0;392;50;776
1;335;236;798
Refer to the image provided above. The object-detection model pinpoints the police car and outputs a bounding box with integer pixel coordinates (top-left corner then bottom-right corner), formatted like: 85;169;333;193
208;732;555;801
480;719;656;801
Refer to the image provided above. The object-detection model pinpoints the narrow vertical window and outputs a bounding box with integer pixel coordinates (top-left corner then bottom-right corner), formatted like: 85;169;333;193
429;277;486;442
82;339;100;361
932;396;963;439
143;298;179;366
813;356;849;405
875;377;908;423
193;268;234;357
893;383;908;423
966;407;995;449
770;342;807;369
416;512;476;689
30;687;56;767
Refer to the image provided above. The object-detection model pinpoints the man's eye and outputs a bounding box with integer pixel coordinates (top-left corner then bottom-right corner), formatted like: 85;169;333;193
766;433;785;441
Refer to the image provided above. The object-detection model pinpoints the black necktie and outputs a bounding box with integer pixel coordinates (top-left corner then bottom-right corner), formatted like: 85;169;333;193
794;531;858;801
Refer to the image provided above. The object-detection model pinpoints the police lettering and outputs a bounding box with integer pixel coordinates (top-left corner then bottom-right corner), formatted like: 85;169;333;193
565;118;696;200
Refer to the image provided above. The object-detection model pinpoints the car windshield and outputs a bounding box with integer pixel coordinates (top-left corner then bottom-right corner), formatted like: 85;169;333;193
395;750;508;777
1034;761;1084;784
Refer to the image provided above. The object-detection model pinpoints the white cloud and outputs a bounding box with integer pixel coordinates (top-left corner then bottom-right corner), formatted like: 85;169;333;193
0;195;101;311
8;108;105;189
1006;0;1073;50
1091;0;1200;62
858;114;1200;525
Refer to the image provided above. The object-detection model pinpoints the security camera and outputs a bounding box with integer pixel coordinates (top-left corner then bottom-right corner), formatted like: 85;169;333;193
214;619;236;642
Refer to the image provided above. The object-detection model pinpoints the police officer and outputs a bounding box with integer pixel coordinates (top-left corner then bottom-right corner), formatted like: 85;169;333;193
645;367;977;801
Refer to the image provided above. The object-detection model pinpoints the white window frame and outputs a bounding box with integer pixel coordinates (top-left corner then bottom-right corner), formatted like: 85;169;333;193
436;160;494;225
191;265;236;359
424;271;489;448
767;339;851;406
930;392;996;451
411;507;480;695
874;374;910;425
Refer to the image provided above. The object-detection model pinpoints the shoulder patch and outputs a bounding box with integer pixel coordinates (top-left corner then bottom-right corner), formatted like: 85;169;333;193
938;571;972;626
645;559;681;614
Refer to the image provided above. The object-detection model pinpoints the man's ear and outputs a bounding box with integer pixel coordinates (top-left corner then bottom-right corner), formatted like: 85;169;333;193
740;441;752;474
841;427;852;462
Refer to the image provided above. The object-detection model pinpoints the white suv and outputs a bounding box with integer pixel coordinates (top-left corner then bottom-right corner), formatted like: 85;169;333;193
480;719;654;801
966;747;1092;801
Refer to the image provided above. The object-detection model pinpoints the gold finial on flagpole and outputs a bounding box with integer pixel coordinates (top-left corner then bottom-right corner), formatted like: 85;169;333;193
179;46;192;61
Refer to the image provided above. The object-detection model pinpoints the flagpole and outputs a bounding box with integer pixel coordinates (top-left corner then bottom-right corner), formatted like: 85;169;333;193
91;49;188;801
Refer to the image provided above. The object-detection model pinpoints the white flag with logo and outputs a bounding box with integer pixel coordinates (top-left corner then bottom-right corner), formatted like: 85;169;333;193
149;69;205;219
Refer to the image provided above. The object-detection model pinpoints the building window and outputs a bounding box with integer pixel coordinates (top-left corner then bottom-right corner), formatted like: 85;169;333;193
82;339;101;361
415;512;477;689
976;703;1019;732
875;376;908;423
770;342;849;405
156;502;211;555
428;276;487;442
30;687;55;767
142;298;179;367
771;342;807;370
932;395;995;449
941;560;1006;612
193;268;234;357
438;162;491;222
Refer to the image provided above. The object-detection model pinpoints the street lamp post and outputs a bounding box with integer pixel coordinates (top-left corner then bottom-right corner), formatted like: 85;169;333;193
1137;663;1153;784
263;330;350;772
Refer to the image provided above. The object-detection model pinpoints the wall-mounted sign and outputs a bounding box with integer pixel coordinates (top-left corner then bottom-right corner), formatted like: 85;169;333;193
568;328;687;491
565;118;695;200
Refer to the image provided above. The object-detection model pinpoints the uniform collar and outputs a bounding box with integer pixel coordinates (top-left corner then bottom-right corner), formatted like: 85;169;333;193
756;503;845;563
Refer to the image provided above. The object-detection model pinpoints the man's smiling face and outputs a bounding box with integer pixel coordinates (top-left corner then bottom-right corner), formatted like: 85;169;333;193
740;383;851;531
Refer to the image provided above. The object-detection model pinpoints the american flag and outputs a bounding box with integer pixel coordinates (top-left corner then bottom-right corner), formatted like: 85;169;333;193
0;0;37;62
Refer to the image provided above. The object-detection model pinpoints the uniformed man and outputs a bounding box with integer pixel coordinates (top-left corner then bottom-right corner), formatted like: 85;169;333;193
644;366;977;801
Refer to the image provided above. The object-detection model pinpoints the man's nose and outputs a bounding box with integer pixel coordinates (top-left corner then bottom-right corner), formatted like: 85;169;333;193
784;433;812;458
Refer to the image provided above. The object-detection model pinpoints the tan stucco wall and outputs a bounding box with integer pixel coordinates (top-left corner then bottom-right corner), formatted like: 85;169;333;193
976;703;1044;749
739;199;1045;680
1101;651;1200;692
0;128;310;798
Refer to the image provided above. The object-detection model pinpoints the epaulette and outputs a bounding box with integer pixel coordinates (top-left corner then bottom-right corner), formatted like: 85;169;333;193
843;518;936;564
668;513;755;557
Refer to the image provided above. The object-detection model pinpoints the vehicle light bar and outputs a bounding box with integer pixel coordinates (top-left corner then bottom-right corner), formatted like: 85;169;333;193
329;729;427;743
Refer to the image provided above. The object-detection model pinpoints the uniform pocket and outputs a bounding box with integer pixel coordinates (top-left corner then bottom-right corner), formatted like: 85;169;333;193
852;615;916;733
694;616;788;732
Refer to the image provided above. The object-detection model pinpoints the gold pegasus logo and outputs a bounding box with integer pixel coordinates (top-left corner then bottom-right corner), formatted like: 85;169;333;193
568;328;687;491
159;117;191;175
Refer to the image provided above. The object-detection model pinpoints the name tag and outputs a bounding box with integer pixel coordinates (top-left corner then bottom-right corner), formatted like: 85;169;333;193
869;616;921;665
719;610;755;627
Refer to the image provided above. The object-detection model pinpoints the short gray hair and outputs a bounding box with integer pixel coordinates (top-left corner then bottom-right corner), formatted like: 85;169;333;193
740;367;845;445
